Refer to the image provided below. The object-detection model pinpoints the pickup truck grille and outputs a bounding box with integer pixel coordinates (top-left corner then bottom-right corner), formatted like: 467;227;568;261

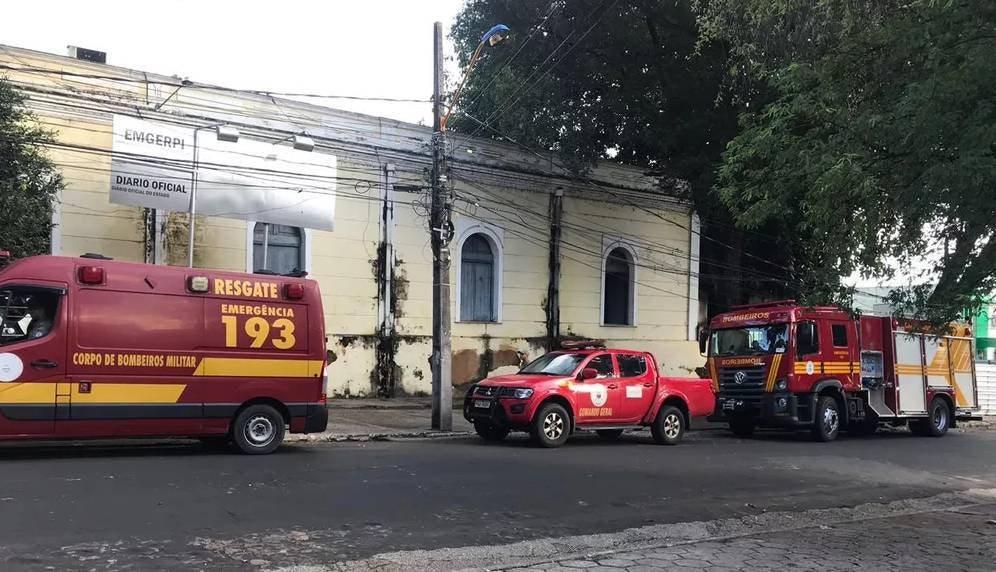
718;365;767;395
474;385;499;397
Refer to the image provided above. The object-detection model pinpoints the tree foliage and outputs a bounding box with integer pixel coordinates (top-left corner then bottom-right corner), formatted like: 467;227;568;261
0;78;62;259
450;1;794;311
706;0;996;324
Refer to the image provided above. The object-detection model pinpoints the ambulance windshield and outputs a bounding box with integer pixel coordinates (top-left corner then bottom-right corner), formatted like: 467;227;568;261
710;324;788;357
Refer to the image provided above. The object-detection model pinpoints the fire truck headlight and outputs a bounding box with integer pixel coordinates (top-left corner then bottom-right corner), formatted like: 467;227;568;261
775;379;788;392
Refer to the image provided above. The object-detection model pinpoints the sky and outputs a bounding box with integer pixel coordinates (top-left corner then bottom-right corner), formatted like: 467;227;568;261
0;0;466;125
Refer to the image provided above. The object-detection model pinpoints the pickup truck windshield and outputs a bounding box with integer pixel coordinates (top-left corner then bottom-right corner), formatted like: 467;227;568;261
711;324;788;357
519;352;587;375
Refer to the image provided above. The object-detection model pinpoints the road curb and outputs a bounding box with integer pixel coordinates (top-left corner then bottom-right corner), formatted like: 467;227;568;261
286;430;473;443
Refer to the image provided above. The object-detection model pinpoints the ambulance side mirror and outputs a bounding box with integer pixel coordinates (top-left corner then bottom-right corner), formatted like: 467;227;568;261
578;368;598;381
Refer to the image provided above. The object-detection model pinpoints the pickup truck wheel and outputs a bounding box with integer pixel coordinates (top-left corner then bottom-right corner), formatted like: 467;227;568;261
529;403;571;448
596;429;624;440
474;421;510;442
913;398;950;437
811;395;841;442
729;417;755;437
232;404;285;455
651;405;685;445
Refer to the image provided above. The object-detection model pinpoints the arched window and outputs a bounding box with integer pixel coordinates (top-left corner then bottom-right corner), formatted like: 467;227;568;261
603;246;634;325
460;233;496;322
253;223;303;275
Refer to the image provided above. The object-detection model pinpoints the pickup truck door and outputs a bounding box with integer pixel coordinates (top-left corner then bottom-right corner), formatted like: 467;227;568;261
614;352;656;423
573;353;622;424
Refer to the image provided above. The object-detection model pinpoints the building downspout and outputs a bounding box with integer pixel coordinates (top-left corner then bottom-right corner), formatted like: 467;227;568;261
375;163;399;396
546;188;563;350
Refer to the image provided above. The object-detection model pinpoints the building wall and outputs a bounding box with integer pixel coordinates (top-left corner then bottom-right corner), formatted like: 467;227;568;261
2;44;702;397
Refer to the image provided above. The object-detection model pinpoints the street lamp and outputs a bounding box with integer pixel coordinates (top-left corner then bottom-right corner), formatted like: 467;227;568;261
430;22;509;432
439;24;509;132
188;124;240;267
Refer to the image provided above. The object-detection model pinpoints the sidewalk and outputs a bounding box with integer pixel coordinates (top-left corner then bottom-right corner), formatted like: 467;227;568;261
287;398;473;442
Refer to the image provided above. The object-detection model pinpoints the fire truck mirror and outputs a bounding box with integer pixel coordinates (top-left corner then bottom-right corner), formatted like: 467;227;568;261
698;328;709;355
694;366;709;379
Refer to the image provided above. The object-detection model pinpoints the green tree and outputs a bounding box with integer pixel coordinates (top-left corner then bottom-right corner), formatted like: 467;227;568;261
0;78;63;259
450;0;793;310
707;0;996;324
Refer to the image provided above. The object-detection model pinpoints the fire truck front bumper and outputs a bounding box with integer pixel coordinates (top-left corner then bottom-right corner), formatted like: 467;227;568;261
709;393;815;427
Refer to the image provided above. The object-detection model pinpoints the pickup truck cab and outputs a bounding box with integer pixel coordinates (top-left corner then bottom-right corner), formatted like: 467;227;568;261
463;342;714;447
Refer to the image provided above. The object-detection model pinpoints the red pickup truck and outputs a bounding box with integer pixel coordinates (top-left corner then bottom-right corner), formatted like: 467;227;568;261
463;342;714;447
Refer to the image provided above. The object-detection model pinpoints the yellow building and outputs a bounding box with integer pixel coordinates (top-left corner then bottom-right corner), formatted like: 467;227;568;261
1;44;703;397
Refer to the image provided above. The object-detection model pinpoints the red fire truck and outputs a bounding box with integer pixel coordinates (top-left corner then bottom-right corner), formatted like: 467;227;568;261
702;300;979;441
0;251;328;453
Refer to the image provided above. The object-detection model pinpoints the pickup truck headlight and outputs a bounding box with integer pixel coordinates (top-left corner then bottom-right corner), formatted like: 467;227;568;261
499;388;534;399
775;379;788;392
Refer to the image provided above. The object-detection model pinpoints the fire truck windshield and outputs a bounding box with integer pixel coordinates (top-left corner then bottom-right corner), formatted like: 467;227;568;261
710;324;788;357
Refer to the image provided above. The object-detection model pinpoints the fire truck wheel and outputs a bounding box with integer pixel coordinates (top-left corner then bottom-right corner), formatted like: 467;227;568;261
597;429;625;440
913;398;951;437
651;405;685;445
812;395;841;442
232;404;286;455
729;417;755;437
474;421;510;442
529;402;571;448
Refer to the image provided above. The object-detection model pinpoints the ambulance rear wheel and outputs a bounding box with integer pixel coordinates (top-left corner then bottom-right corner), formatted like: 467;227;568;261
233;404;286;455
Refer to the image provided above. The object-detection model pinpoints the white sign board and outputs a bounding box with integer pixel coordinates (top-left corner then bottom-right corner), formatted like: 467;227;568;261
110;115;194;212
109;115;336;230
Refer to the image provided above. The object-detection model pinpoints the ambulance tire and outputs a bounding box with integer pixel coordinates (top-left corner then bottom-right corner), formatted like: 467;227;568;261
811;395;841;442
912;397;950;438
529;402;571;448
474;421;510;442
232;404;286;455
651;405;685;445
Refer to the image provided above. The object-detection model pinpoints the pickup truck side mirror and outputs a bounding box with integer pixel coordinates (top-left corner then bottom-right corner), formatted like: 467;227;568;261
578;367;598;381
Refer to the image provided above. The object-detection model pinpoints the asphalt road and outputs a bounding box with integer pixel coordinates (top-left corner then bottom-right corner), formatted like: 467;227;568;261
1;428;995;570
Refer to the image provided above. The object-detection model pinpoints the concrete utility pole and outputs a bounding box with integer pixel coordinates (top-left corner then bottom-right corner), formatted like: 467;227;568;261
430;21;453;431
546;189;564;349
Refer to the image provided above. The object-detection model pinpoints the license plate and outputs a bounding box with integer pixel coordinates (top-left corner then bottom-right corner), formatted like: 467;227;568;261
723;399;736;411
474;399;491;409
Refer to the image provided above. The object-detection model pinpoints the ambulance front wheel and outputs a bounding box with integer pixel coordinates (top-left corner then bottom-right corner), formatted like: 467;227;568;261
233;404;286;455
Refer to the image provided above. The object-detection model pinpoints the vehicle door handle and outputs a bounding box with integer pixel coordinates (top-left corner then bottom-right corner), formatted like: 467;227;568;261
607;384;618;389
643;383;653;388
31;359;58;369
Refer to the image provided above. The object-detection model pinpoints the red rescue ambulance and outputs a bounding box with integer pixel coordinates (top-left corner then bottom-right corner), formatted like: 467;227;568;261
0;251;328;454
703;300;980;441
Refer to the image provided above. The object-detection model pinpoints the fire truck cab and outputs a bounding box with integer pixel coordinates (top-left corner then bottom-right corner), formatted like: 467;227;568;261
703;300;979;441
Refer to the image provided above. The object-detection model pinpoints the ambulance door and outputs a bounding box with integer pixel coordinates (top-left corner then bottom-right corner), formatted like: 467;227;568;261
0;285;67;436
